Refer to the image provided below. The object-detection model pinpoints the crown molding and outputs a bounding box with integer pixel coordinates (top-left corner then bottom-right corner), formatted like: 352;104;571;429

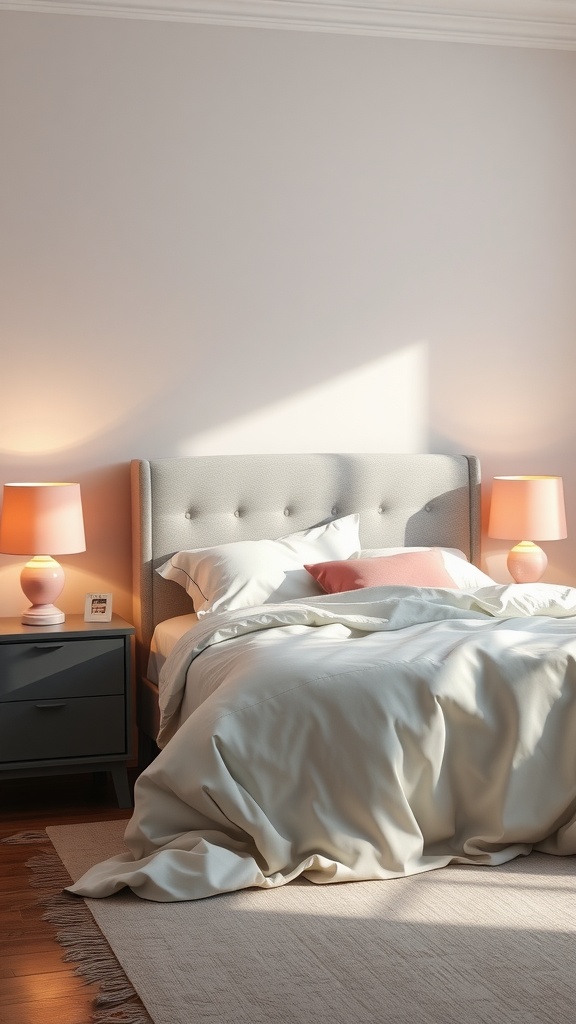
3;0;576;50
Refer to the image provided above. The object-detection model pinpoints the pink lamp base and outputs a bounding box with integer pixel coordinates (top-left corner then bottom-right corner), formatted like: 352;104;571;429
506;542;548;584
21;603;65;625
20;556;66;625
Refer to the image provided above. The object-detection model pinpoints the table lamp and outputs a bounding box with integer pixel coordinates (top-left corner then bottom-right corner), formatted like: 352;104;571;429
0;482;86;625
487;475;566;583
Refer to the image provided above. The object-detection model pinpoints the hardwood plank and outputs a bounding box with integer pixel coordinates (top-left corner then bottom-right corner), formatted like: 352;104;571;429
0;994;95;1024
3;950;71;977
0;969;95;1004
0;911;25;926
0;934;59;955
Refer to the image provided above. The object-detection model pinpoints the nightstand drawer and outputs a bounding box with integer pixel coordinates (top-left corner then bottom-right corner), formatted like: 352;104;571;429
0;615;134;807
0;638;125;702
0;695;127;763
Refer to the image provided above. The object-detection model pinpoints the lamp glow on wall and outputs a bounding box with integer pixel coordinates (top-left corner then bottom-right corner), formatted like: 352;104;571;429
488;475;567;583
0;482;86;625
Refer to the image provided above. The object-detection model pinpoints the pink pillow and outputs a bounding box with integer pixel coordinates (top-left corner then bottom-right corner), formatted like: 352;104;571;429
305;548;456;594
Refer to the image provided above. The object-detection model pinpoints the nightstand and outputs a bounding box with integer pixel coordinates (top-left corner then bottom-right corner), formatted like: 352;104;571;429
0;614;135;807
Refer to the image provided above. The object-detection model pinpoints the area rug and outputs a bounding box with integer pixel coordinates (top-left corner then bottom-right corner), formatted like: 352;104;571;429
14;822;576;1024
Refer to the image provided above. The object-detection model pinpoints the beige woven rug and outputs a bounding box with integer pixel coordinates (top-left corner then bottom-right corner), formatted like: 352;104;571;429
26;822;576;1023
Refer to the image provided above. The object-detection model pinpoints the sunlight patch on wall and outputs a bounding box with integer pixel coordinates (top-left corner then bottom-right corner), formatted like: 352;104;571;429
181;342;429;456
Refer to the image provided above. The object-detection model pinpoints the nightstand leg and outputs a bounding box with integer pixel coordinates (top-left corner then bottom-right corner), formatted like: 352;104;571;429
111;767;132;808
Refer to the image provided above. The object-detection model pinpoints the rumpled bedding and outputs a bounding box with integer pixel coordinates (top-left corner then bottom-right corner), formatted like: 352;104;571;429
69;583;576;902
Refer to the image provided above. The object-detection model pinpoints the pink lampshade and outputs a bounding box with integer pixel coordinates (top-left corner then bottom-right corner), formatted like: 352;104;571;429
0;482;85;625
0;482;86;555
488;476;567;541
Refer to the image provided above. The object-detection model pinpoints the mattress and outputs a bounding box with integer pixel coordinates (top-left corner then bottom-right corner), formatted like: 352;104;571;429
147;613;197;684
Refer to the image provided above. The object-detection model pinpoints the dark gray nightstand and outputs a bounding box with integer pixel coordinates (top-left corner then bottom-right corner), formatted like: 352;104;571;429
0;614;135;807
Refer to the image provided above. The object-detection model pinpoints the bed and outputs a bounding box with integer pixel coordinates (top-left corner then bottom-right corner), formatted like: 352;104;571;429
68;453;576;903
131;453;482;763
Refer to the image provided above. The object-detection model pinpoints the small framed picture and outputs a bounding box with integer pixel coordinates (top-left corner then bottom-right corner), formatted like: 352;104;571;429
84;592;113;622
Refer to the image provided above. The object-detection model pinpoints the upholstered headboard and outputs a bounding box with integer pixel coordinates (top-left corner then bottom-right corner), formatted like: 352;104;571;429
131;453;481;682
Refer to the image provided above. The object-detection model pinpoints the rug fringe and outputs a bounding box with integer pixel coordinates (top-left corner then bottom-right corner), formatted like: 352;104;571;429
1;829;51;844
5;832;153;1024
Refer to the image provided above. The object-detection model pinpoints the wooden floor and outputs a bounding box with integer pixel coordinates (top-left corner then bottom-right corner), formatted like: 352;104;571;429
0;772;136;1024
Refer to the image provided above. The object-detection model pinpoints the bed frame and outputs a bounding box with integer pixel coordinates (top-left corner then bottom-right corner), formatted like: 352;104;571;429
131;453;481;764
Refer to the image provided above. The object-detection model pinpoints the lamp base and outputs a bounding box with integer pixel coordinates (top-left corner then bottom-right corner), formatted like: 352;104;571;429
20;556;66;626
506;541;548;584
21;604;65;626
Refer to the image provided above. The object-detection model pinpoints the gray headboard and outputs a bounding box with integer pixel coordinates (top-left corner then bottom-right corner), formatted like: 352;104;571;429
131;453;481;681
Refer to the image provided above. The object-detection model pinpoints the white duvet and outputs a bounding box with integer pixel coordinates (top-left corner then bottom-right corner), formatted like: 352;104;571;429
69;583;576;902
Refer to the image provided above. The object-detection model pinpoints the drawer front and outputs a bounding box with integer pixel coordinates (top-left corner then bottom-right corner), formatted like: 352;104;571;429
0;638;125;701
0;695;127;763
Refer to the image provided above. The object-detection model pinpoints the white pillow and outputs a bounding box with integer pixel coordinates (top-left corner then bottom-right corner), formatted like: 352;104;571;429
158;514;361;616
359;547;495;589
